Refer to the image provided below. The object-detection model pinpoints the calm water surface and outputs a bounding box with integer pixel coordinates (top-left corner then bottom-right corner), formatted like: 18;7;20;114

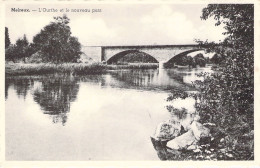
5;66;213;160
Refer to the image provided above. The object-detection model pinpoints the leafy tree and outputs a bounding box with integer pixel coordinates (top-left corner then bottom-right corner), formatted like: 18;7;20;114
5;27;11;49
32;14;81;63
196;4;254;159
5;35;31;62
194;53;206;67
187;56;196;68
176;55;189;66
210;53;222;64
15;35;30;62
198;4;254;123
167;54;206;68
5;44;17;62
167;4;254;160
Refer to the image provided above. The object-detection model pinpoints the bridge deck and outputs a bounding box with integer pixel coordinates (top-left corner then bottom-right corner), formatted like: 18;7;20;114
94;44;200;49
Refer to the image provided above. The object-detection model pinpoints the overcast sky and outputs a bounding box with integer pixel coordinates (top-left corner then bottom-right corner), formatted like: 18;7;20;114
5;3;226;46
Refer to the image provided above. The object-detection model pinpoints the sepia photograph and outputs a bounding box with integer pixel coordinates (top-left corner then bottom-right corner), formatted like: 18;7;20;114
2;1;256;162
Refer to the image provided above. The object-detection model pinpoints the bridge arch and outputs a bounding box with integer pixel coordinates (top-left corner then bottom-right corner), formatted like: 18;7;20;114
166;49;204;63
164;49;204;67
106;50;159;64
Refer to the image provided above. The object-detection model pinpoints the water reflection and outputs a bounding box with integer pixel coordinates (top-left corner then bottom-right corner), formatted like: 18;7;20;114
5;76;79;125
102;69;195;91
5;67;212;126
5;67;210;125
5;78;34;100
5;67;212;160
32;77;79;125
5;80;9;100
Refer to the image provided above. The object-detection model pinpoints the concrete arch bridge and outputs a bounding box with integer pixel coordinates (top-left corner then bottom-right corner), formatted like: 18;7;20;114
82;45;205;66
102;45;204;64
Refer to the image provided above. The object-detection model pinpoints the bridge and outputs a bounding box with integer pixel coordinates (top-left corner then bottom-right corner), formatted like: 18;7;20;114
81;44;204;64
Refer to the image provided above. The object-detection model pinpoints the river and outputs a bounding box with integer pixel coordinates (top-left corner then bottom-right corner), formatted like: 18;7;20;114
5;65;213;160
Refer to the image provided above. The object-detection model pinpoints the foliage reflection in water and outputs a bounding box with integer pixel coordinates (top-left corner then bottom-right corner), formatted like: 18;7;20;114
32;77;79;125
5;67;212;160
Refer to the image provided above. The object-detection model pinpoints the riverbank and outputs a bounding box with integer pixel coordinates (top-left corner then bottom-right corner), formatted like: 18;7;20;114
5;62;158;76
151;110;254;160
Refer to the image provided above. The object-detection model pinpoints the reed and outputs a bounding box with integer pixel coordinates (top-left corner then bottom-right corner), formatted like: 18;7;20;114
5;62;159;76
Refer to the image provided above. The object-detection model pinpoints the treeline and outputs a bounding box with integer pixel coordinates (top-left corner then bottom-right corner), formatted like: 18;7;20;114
166;53;223;68
177;53;208;67
5;15;82;64
165;53;222;68
109;51;158;64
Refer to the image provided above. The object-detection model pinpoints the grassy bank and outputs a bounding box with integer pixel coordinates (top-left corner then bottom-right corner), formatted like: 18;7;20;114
5;63;158;76
106;63;158;70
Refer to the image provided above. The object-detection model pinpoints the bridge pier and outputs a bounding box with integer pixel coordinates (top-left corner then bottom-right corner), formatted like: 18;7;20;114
159;61;166;69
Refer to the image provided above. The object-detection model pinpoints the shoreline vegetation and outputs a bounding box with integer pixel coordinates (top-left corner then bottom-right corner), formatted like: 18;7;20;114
5;62;159;76
155;4;254;160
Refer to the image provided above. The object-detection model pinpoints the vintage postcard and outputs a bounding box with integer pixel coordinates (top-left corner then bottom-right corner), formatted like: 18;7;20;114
0;0;259;167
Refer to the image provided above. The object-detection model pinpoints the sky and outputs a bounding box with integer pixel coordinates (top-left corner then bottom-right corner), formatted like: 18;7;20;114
5;3;227;46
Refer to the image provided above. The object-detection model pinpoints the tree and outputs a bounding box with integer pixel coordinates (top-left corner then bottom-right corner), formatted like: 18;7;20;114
5;44;17;62
198;4;254;123
5;35;31;62
196;4;254;159
167;4;254;160
32;14;81;63
5;27;11;49
194;53;206;67
210;53;222;64
15;35;30;62
187;56;196;68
